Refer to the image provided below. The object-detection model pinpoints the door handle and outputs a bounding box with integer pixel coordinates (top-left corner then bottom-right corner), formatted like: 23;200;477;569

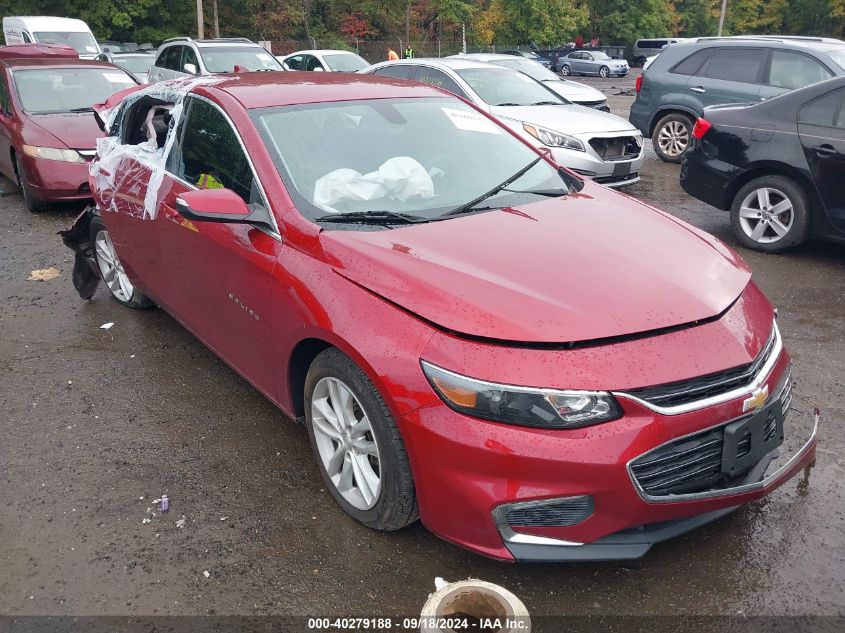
813;143;837;157
690;86;706;94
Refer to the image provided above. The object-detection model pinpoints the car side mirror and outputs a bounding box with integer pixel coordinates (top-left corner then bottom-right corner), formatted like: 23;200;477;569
183;62;198;75
312;66;324;72
175;188;275;233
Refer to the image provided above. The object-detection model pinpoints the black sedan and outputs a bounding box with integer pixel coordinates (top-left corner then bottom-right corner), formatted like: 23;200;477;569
680;76;845;252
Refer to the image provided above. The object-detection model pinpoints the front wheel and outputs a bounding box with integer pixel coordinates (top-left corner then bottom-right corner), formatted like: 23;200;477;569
560;64;571;76
599;65;610;78
305;348;418;531
14;154;48;213
730;176;810;252
653;113;693;163
90;215;154;308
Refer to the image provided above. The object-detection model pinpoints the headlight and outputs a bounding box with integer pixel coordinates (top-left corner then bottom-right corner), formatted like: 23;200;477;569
421;361;622;429
523;123;585;151
22;145;85;163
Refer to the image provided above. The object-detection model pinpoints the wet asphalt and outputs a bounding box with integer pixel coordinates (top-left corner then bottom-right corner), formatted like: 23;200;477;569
0;70;843;624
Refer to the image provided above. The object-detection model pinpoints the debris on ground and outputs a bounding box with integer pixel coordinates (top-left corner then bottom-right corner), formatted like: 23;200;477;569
100;322;114;330
28;268;61;281
160;495;169;513
175;516;186;529
142;518;151;524
203;570;210;578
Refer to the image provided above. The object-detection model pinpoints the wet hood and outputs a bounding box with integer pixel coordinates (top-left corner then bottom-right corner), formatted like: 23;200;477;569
542;80;606;102
322;185;751;344
26;112;104;150
490;103;637;135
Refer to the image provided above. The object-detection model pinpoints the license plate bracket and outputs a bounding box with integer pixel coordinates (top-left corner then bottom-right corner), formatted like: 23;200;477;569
721;400;784;476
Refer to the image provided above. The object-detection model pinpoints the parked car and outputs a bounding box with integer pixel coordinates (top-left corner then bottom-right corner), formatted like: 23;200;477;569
559;50;629;77
62;72;816;562
454;53;610;111
0;49;137;212
279;49;369;72
364;58;644;187
681;76;845;251
642;54;659;72
96;50;156;83
3;16;101;59
501;49;552;69
632;38;688;67
630;36;845;163
150;37;282;82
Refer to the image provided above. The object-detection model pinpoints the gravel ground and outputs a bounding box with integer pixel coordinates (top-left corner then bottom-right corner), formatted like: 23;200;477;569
1;69;843;628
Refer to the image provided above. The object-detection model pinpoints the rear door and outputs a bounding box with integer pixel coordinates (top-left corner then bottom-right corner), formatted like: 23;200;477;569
759;49;834;101
685;47;765;112
151;46;178;82
0;69;13;180
797;87;845;234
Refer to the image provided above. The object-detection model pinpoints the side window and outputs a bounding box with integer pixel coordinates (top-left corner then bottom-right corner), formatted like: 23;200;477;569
166;46;183;71
154;47;168;68
285;55;304;70
22;32;32;43
702;48;766;83
412;67;469;100
768;50;832;90
671;49;713;76
304;55;324;71
372;65;411;79
171;98;257;204
182;46;199;73
798;89;844;127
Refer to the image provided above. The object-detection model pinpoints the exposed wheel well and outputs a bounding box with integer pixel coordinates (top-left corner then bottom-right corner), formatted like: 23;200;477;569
723;166;815;213
288;338;334;420
648;109;696;137
10;147;19;184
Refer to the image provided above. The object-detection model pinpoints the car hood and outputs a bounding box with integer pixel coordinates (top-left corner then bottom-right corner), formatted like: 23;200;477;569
26;112;104;150
542;79;606;102
491;103;637;135
321;185;751;344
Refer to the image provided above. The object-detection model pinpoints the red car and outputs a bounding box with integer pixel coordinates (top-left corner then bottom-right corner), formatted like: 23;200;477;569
62;73;818;562
0;49;137;211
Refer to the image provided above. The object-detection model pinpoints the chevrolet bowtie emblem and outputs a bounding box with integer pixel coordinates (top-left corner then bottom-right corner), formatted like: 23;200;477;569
743;385;769;412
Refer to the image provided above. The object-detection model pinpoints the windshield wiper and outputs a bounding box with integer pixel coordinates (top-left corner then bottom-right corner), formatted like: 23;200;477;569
316;210;429;225
501;187;568;197
68;106;94;112
529;101;565;106
495;102;523;106
440;155;546;218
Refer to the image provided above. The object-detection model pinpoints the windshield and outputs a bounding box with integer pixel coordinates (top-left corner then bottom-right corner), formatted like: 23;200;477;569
492;58;560;82
33;31;98;55
252;97;573;226
199;46;282;73
114;56;155;73
455;68;565;106
591;52;611;60
323;53;369;72
826;48;845;71
14;68;136;114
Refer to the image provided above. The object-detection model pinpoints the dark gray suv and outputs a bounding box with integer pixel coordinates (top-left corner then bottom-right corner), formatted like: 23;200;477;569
629;36;845;162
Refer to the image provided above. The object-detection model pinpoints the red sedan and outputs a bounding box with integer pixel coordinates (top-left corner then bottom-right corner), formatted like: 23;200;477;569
0;50;137;211
62;73;817;561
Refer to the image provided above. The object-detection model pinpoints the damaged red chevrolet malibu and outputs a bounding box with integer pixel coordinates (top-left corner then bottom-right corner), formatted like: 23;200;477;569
62;73;817;562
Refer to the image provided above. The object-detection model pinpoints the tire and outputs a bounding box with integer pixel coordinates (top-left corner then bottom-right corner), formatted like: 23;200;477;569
89;215;154;308
14;154;48;213
730;175;810;252
560;64;571;76
599;65;610;78
304;347;417;531
652;112;694;163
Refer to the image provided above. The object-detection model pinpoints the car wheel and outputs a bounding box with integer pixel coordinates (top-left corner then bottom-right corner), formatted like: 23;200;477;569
305;347;418;531
90;215;154;308
653;113;694;163
14;154;48;213
560;64;571;76
599;65;610;78
730;176;810;252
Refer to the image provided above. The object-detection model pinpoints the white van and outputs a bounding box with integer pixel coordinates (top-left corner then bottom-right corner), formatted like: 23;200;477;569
3;16;101;58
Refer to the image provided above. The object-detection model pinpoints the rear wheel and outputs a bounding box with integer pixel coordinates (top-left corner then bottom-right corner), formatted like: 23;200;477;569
599;65;610;78
305;348;417;531
560;64;571;76
90;215;154;308
653;113;694;163
730;176;810;252
14;154;48;213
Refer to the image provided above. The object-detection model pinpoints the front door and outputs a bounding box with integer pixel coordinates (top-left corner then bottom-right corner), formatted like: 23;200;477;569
0;70;14;180
157;95;283;397
797;87;845;234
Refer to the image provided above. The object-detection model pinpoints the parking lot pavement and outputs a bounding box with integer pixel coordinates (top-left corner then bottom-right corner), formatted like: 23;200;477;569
0;86;843;623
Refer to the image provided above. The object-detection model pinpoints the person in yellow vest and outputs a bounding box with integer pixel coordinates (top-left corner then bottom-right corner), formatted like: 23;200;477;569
387;48;399;61
196;172;224;189
404;46;413;59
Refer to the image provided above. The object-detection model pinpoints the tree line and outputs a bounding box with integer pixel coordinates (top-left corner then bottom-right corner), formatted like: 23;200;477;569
2;0;844;48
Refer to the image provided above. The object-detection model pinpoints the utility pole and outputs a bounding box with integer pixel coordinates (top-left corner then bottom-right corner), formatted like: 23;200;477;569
212;0;220;38
405;1;411;53
196;0;205;39
461;22;466;54
717;0;727;36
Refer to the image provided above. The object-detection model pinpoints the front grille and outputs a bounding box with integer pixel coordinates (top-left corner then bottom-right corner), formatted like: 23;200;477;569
626;326;777;408
589;136;641;161
504;496;594;527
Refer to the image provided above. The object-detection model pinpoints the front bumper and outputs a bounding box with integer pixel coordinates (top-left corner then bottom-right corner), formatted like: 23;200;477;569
21;154;93;202
400;343;817;562
553;137;645;188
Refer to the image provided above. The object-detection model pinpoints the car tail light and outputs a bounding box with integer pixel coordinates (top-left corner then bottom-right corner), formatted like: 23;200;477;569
635;75;643;92
692;117;712;139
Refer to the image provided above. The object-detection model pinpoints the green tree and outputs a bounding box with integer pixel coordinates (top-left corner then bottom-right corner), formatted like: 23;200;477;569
494;0;588;45
586;0;678;44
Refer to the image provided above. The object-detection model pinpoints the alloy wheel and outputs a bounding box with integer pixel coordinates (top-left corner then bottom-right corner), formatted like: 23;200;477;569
599;66;609;77
656;120;689;157
738;187;794;244
94;230;134;302
560;65;570;75
311;377;382;510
